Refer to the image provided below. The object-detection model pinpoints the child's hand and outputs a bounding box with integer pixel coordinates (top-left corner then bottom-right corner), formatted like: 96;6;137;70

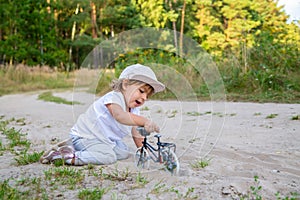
144;120;160;133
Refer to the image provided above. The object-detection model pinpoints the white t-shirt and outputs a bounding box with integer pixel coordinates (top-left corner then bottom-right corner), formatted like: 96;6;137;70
70;91;139;146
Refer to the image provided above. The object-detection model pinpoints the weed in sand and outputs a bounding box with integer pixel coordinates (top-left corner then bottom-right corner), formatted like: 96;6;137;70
167;109;178;118
291;115;299;120
266;113;278;119
238;176;298;200
184;187;198;199
213;112;224;117
0;141;4;155
151;181;198;199
15;151;44;165
0;178;48;200
250;175;263;200
190;158;211;169
0;118;31;154
99;165;131;181
152;182;167;194
156;109;162;113
141;106;150;111
275;191;299;200
44;167;84;189
136;172;149;186
85;164;100;177
169;186;182;197
0;179;23;200
52;158;66;167
78;187;107;200
186;111;202;116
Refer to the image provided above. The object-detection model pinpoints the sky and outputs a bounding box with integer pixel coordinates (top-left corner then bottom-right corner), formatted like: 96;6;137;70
277;0;300;22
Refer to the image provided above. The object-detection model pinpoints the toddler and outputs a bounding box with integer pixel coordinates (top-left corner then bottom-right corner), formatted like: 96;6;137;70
40;64;165;165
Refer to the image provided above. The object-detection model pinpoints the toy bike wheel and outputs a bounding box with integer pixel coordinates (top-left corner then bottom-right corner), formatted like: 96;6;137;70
134;147;150;170
161;149;180;175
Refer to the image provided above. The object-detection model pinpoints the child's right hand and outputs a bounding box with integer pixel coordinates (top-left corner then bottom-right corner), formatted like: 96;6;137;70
144;120;160;133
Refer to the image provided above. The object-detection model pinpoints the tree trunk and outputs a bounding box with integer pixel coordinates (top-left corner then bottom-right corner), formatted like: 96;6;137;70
111;24;114;37
68;4;79;72
179;0;186;56
91;1;97;39
90;1;99;68
169;0;178;54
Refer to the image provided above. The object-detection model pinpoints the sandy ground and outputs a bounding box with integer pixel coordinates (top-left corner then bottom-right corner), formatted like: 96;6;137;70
0;90;299;199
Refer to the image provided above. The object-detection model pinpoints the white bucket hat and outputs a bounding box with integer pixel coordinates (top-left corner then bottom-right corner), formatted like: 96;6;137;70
119;64;165;93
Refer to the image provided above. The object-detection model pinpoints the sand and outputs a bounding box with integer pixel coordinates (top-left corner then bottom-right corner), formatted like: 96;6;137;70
0;90;299;199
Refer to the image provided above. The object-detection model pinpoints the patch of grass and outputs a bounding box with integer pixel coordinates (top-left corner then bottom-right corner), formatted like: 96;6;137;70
0;118;31;152
135;172;149;186
250;175;263;200
275;191;299;200
141;106;150;111
0;179;23;200
291;115;299;120
51;158;66;167
167;109;178;118
44;167;84;189
266;113;278;119
238;176;299;200
38;91;81;105
104;167;131;181
186;111;202;116
0;117;45;166
151;181;198;199
213;112;224;117
190;158;211;169
15;151;44;166
156;109;162;113
151;181;166;194
228;113;237;116
78;188;107;200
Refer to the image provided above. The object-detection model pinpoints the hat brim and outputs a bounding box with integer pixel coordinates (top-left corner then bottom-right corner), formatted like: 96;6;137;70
131;75;165;93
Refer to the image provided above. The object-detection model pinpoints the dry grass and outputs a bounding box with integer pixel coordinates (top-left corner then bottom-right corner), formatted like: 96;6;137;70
0;64;75;95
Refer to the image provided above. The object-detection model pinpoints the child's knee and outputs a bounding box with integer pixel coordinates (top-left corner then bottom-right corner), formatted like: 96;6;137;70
94;152;117;165
116;151;130;160
75;151;117;165
114;146;130;160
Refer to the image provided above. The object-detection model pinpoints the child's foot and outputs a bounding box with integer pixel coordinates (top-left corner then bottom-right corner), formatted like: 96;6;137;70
40;145;74;164
58;145;75;160
40;149;62;164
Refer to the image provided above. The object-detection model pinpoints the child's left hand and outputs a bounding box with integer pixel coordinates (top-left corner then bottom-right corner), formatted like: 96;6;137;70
144;120;160;133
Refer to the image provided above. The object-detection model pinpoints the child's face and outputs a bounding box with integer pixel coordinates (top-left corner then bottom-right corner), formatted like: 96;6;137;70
123;83;152;109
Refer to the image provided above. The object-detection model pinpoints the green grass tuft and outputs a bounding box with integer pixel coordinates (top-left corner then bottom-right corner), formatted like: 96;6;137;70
38;91;81;105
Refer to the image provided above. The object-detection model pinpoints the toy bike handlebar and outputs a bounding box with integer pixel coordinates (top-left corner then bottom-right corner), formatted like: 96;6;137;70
136;127;150;136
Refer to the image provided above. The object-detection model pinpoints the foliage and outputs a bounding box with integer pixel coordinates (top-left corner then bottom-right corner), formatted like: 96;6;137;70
110;48;208;99
0;0;299;102
0;0;298;69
